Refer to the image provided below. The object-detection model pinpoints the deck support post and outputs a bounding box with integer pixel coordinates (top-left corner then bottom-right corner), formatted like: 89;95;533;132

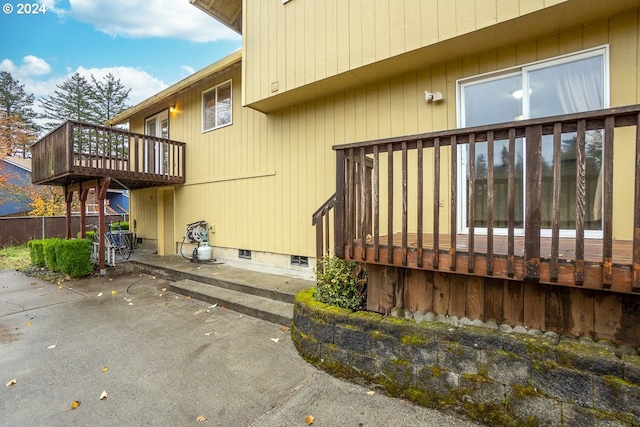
78;183;89;239
64;186;74;239
97;177;111;276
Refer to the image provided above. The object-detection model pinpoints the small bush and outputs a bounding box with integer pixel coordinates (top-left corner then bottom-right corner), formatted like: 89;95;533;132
43;238;63;272
27;240;45;267
314;255;367;311
57;239;93;278
110;221;129;231
76;230;96;241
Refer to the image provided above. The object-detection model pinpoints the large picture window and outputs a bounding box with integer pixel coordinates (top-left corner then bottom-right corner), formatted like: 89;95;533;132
202;80;232;132
457;47;608;236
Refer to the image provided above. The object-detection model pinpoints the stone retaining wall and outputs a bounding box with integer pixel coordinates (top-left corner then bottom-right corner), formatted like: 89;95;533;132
292;289;640;426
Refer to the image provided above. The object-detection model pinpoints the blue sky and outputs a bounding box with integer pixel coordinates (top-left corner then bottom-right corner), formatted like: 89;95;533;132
0;0;242;111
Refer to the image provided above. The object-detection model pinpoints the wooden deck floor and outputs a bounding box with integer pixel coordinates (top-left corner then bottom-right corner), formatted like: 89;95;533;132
344;233;636;293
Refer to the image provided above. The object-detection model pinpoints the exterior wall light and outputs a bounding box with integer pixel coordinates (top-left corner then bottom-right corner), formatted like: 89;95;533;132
424;91;444;102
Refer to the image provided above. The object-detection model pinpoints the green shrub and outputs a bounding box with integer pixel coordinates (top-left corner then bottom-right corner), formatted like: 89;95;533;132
27;240;45;267
57;239;93;278
109;221;129;231
43;238;63;272
76;230;96;241
313;255;367;310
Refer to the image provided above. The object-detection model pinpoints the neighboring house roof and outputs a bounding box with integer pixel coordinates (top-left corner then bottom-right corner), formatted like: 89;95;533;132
2;156;32;173
107;50;242;126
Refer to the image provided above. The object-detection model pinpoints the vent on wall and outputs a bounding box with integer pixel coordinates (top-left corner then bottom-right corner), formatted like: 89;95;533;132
238;249;252;259
291;255;309;267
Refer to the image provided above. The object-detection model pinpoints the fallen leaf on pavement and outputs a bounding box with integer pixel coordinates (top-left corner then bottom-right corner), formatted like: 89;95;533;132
366;390;375;395
47;344;56;349
6;379;17;386
196;415;207;422
271;338;280;343
209;304;217;308
99;391;108;400
185;296;191;300
102;367;109;372
58;285;63;289
97;292;103;297
305;415;314;425
279;326;288;332
128;302;134;306
159;294;163;297
161;287;167;292
111;290;117;296
71;400;80;409
26;322;32;326
165;302;170;306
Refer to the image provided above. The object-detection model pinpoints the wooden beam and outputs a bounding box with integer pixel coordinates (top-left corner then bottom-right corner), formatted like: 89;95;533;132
79;183;89;239
97;177;111;275
64;186;74;239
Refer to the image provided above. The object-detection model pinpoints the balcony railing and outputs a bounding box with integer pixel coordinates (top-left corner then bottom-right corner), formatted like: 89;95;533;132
318;104;640;293
32;120;186;189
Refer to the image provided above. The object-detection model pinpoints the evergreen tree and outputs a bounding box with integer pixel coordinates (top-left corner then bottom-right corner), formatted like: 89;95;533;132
39;73;99;131
0;71;38;129
0;112;36;157
91;73;131;123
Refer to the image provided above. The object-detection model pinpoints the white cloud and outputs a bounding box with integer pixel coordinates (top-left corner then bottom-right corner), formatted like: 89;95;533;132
0;56;52;78
65;0;240;43
180;65;196;76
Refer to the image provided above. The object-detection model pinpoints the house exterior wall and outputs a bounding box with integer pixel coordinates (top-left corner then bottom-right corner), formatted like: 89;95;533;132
241;0;573;107
130;5;640;260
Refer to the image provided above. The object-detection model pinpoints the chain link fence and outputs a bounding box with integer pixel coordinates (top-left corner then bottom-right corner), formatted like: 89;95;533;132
0;215;126;247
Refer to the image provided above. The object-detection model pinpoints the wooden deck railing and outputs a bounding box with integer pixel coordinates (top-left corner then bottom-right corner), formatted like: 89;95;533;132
322;104;640;293
32;121;186;188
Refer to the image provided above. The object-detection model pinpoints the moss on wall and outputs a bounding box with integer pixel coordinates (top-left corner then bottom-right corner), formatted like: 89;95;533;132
293;288;640;426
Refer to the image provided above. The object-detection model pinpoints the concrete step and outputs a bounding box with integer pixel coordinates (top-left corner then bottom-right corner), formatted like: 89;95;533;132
129;260;298;304
170;279;294;326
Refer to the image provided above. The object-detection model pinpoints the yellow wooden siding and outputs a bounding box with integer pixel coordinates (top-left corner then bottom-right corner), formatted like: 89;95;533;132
131;10;639;256
130;187;159;247
243;0;575;106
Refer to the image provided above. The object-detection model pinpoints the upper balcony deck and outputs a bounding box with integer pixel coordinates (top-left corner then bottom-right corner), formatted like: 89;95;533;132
32;121;186;190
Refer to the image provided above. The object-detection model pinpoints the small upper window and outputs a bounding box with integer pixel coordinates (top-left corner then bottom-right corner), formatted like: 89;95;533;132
202;80;232;132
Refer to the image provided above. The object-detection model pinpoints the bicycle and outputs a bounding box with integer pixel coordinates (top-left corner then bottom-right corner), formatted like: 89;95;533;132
106;221;131;260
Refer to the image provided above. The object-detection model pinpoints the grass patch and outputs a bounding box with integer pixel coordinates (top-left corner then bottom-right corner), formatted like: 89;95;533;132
0;244;31;271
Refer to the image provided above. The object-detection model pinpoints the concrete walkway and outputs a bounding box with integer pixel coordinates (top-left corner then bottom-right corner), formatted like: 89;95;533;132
0;268;481;427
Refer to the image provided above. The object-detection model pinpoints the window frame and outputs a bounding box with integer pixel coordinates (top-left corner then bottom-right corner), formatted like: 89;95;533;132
202;79;233;133
144;109;170;174
455;46;610;238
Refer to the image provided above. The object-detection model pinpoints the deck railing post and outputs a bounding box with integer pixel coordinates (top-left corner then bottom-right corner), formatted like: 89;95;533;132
633;112;640;291
65;122;73;173
335;150;346;259
524;125;542;281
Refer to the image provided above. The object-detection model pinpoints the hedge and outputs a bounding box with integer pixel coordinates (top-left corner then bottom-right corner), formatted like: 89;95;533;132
56;239;93;278
42;238;63;272
28;238;93;278
27;240;45;267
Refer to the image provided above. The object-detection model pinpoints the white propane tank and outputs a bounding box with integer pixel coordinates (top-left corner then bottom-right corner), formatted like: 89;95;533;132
197;243;212;261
